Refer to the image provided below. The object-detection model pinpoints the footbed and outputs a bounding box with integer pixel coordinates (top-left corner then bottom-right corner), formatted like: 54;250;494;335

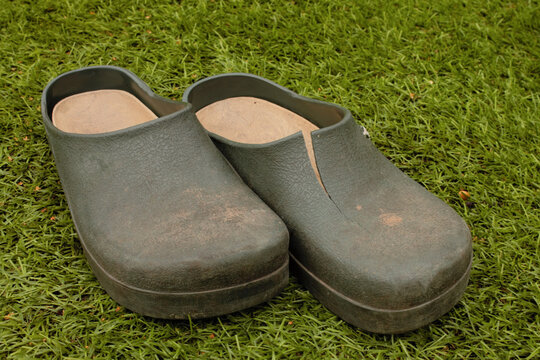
196;97;323;186
52;89;157;134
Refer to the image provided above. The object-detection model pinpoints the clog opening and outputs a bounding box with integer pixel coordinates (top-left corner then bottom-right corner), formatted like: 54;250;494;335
44;67;185;134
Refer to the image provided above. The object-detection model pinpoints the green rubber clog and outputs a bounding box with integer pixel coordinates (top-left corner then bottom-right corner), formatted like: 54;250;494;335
183;73;472;333
41;66;289;319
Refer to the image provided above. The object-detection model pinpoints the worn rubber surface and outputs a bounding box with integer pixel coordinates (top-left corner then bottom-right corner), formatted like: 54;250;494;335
41;66;289;319
184;73;473;333
290;253;471;334
84;235;289;319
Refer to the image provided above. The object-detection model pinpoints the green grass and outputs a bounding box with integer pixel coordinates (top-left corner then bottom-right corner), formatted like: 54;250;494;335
1;0;539;358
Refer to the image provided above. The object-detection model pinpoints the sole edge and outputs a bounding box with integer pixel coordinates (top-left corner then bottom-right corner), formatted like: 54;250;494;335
290;252;471;334
83;246;289;319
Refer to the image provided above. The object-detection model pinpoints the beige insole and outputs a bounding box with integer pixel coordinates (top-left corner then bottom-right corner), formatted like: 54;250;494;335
196;97;323;187
52;90;158;134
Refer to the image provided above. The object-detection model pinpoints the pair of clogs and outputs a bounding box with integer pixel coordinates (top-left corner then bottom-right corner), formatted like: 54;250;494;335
41;66;472;334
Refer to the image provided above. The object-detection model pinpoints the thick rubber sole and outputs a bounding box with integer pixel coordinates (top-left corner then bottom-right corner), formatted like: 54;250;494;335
81;242;289;319
290;252;472;334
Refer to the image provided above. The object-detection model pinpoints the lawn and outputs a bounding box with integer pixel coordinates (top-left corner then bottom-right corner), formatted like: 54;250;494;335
1;0;539;358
